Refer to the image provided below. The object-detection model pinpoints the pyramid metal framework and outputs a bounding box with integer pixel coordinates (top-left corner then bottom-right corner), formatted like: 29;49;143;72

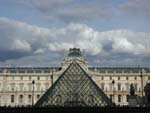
35;61;112;107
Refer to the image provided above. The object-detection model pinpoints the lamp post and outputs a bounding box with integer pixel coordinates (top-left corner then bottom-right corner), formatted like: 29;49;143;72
112;79;115;104
140;69;144;104
32;80;35;106
51;68;54;86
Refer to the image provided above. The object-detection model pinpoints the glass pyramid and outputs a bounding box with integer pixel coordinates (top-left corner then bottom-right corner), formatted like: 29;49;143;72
35;60;112;107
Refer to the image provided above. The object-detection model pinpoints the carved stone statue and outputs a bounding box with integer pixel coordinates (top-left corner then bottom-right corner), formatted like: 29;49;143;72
130;83;135;96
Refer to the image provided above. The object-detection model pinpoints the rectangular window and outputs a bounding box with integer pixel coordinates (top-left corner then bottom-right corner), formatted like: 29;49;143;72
11;95;14;103
116;69;122;73
27;70;33;73
118;76;120;80
101;76;104;80
20;76;23;80
107;69;114;73
29;76;31;80
110;76;112;80
126;95;129;102
19;70;25;73
124;69;130;73
148;76;150;80
35;70;42;73
28;95;32;103
101;83;104;90
19;95;23;103
126;76;128;80
134;76;137;80
118;84;121;91
37;95;40;99
37;76;40;80
118;95;121;102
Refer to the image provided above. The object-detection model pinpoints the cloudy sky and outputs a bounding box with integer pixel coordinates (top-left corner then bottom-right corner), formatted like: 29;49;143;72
0;0;150;67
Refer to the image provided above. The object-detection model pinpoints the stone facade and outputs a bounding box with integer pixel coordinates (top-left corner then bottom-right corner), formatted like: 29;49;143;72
0;48;150;106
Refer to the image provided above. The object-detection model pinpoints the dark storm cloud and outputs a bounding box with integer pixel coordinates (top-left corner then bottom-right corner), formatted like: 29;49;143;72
0;50;31;61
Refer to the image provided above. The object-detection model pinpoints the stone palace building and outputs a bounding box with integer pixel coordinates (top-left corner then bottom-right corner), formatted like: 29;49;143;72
0;48;150;106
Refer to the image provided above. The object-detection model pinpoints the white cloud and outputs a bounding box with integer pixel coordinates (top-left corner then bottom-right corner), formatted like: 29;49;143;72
17;0;113;22
0;17;150;66
11;40;32;52
120;0;150;18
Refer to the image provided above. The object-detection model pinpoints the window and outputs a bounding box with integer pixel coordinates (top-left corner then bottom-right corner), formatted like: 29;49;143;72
101;76;104;80
37;95;40;99
124;69;130;73
107;69;114;73
118;83;121;91
118;76;120;80
110;76;112;80
19;83;24;91
12;76;14;80
11;95;14;103
37;76;40;80
134;76;137;80
28;83;32;91
11;83;15;91
36;83;41;91
28;95;32;103
132;69;139;73
29;76;31;80
109;83;113;91
45;83;49;90
44;70;50;73
27;70;33;73
148;76;150;80
126;95;129;102
125;83;129;91
118;95;121;102
101;83;104;90
126;76;128;80
35;70;42;73
20;76;23;80
116;69;122;73
19;70;25;73
19;95;23;103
